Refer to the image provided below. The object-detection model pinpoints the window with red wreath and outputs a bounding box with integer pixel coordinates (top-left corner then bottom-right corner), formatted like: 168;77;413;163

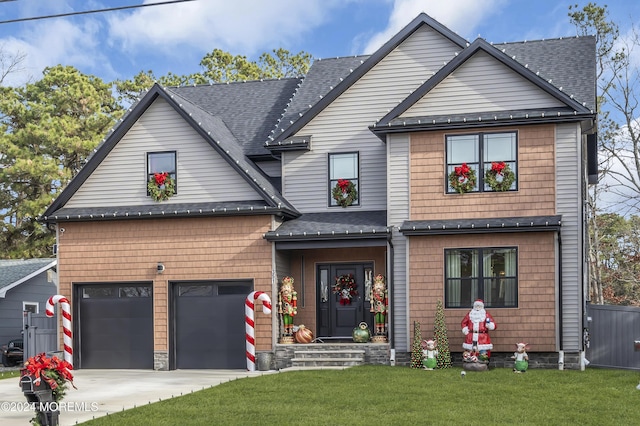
446;132;518;194
329;152;359;207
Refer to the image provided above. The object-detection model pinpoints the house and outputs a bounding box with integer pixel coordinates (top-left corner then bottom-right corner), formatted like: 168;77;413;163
0;259;57;346
41;13;596;370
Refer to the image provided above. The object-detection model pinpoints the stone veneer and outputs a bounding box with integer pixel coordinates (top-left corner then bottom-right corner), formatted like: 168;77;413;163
154;351;169;371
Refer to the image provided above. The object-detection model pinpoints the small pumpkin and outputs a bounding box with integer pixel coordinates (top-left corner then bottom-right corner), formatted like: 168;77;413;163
295;325;314;344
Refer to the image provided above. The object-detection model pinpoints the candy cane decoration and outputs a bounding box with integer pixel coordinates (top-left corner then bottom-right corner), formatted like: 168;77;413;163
46;295;73;368
245;291;272;371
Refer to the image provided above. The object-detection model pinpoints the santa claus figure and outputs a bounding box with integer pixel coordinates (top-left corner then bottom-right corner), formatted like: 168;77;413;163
461;299;496;360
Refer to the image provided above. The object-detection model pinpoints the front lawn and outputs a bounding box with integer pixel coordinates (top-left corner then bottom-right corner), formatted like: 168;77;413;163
82;365;639;425
0;370;20;380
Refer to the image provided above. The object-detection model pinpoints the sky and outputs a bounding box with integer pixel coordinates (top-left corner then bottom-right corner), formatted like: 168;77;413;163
1;0;639;87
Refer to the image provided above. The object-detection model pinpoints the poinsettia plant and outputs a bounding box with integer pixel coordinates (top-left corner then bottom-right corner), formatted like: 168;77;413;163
332;179;358;207
333;274;358;305
448;163;477;194
148;172;176;202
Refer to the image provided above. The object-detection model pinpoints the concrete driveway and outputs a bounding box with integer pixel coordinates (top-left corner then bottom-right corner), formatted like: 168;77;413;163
0;368;276;425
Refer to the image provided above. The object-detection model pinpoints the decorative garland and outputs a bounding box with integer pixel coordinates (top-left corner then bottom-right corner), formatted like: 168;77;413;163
485;161;516;191
147;172;176;202
332;179;358;207
333;273;358;305
448;163;477;194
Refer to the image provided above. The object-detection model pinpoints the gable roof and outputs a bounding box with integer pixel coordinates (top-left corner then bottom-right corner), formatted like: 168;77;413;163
371;37;595;137
41;84;300;222
266;12;468;146
0;258;56;298
168;78;302;157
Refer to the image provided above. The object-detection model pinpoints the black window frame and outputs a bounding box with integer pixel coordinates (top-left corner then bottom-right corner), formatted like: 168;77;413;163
147;151;177;195
445;131;518;194
328;151;360;207
444;246;518;309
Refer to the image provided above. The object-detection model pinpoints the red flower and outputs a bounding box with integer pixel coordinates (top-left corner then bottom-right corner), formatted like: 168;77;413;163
154;172;169;186
337;179;351;193
491;161;506;175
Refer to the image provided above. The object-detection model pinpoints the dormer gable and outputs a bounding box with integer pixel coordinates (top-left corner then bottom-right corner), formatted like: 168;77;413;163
266;12;468;148
372;38;594;136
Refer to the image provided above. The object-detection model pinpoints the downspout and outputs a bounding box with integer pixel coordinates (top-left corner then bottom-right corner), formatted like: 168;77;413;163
558;230;564;370
388;236;396;366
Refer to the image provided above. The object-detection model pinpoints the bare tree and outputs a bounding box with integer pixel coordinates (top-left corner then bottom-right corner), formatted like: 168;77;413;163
0;43;26;85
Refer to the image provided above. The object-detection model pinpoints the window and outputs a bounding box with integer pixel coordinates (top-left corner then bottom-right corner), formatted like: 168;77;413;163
329;152;359;207
444;247;517;308
23;302;39;314
446;132;517;193
147;151;177;194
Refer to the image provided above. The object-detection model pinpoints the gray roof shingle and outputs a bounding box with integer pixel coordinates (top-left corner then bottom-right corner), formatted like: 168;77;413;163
169;78;303;157
400;215;562;235
0;258;56;290
264;210;389;241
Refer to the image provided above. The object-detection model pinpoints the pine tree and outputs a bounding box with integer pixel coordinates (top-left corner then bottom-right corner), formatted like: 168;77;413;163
410;321;423;369
434;299;452;368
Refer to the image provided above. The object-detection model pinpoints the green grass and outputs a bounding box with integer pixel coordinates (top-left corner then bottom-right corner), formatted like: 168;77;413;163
83;366;639;425
0;370;20;380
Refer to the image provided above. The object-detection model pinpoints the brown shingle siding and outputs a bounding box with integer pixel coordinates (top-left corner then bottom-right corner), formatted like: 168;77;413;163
408;232;556;352
410;124;556;220
58;215;274;352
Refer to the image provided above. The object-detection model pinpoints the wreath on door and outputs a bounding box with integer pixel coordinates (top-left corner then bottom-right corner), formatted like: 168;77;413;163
333;274;358;305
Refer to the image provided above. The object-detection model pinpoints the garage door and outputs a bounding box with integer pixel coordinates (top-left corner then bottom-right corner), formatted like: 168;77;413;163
173;281;251;369
77;284;153;369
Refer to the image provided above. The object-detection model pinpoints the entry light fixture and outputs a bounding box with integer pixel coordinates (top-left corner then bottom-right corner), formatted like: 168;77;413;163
157;262;165;274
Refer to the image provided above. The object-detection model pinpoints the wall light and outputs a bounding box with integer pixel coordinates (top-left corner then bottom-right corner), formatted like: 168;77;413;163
157;262;165;274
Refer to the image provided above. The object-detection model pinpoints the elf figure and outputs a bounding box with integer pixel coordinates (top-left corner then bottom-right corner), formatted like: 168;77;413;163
512;342;529;373
421;339;438;370
278;277;297;336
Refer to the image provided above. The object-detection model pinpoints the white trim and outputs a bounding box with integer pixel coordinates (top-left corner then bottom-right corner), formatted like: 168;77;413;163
0;260;57;298
23;301;39;314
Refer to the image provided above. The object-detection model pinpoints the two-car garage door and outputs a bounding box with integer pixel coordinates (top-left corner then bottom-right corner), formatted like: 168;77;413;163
76;281;251;369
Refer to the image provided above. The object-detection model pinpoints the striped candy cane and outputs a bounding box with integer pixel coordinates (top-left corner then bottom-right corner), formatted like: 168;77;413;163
46;295;73;368
245;291;272;371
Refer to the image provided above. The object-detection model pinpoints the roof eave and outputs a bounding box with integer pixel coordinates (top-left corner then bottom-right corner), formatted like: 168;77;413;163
371;112;596;139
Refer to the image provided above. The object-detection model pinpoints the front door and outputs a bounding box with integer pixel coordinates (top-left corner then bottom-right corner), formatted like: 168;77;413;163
317;263;373;338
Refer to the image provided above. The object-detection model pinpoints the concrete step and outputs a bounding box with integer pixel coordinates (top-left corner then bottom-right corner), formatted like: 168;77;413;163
293;349;365;359
291;357;364;368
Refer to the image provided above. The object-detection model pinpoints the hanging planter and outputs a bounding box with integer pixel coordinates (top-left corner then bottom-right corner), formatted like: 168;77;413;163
148;172;176;202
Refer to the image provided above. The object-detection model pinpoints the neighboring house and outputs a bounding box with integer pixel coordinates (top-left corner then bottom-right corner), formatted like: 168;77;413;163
40;13;596;370
0;259;57;345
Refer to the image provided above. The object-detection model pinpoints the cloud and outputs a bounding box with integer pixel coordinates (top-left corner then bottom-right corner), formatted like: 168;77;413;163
362;0;508;53
0;17;112;86
106;0;341;57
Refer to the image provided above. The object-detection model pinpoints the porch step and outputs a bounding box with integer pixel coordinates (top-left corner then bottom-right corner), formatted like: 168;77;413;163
290;347;366;368
294;349;366;359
